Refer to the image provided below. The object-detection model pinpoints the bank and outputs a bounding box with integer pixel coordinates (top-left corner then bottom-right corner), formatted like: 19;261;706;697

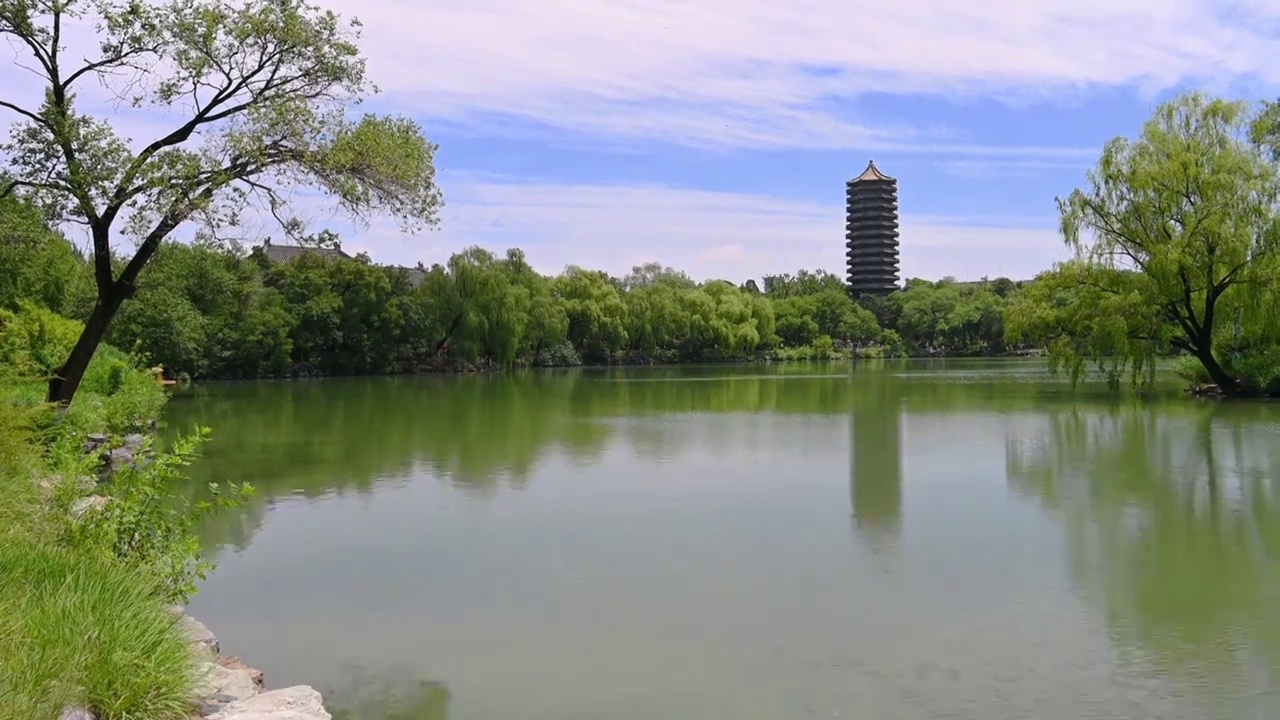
0;304;337;720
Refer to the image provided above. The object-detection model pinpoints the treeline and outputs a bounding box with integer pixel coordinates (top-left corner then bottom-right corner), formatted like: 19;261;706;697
0;198;1029;379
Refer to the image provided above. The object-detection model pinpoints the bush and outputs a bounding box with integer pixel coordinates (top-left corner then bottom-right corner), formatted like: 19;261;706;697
1229;344;1280;394
1173;355;1212;386
0;540;197;720
61;428;254;604
0;303;166;436
0;301;83;377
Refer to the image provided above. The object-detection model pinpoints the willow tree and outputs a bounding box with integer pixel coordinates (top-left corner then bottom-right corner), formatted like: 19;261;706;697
1016;93;1280;395
0;0;442;405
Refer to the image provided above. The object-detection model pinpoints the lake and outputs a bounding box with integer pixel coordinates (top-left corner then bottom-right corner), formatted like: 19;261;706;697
168;359;1280;720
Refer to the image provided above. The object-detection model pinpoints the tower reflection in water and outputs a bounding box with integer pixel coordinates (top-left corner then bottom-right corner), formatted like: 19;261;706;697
848;364;903;555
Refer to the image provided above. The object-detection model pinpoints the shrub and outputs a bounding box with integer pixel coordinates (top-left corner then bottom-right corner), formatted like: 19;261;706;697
61;428;254;604
1173;355;1212;386
0;301;83;377
0;540;197;720
0;303;166;436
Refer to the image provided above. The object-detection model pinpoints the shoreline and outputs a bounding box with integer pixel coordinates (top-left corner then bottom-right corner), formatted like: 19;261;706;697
168;351;1049;386
173;608;331;720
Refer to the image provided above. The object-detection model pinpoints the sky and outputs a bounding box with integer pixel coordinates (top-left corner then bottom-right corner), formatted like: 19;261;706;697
7;0;1280;283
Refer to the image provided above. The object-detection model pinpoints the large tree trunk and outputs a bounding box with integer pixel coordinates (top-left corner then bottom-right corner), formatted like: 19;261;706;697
1194;345;1246;397
46;292;125;406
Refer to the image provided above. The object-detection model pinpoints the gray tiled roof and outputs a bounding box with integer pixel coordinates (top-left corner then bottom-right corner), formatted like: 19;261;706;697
401;267;428;288
256;243;352;264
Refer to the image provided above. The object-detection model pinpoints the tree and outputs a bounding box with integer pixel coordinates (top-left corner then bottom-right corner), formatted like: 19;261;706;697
1047;92;1280;395
0;193;86;312
0;0;442;405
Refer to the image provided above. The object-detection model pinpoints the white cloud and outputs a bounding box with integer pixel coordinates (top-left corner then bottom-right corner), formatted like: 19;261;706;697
8;0;1280;153
349;0;1280;149
337;177;1067;283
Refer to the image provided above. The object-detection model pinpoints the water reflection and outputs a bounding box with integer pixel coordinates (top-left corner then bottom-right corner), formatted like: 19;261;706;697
166;362;1280;718
849;363;903;553
165;361;1170;553
1006;401;1280;709
323;665;450;720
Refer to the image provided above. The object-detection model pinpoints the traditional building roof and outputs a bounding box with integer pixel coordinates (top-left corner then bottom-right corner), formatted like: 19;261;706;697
850;160;894;183
401;266;428;288
255;240;352;264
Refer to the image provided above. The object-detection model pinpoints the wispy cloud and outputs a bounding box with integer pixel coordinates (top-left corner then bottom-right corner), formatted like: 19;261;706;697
9;0;1280;154
935;159;1095;179
350;0;1280;150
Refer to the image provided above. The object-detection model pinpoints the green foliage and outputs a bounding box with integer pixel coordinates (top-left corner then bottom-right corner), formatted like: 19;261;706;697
0;194;86;313
61;429;255;604
0;540;197;720
1;0;443;406
1033;91;1280;395
1006;263;1164;389
0;301;85;376
0;300;250;717
2;225;1031;375
0;392;45;544
0;304;167;433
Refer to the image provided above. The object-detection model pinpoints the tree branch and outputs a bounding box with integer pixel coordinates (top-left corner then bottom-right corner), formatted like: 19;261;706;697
0;98;48;127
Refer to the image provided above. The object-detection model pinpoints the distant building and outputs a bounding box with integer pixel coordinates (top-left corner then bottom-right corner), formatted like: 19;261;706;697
400;264;428;289
253;238;352;264
845;160;901;296
251;240;431;289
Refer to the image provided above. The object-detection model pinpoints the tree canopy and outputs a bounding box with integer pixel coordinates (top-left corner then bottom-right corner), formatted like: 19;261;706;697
0;0;442;405
0;198;1029;379
1007;92;1280;396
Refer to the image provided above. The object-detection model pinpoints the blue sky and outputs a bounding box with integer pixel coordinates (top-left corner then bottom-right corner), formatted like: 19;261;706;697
6;0;1280;283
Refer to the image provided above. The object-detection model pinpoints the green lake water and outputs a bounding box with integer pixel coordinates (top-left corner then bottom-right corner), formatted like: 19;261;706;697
168;359;1280;720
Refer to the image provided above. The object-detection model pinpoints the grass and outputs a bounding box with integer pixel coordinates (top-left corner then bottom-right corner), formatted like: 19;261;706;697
0;540;198;720
0;303;208;720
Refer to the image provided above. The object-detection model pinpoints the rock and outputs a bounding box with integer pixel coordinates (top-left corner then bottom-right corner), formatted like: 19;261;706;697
192;662;260;704
39;475;98;502
69;495;110;519
206;686;330;720
123;433;146;451
177;614;220;658
106;446;136;471
58;708;96;720
81;434;108;454
219;656;265;687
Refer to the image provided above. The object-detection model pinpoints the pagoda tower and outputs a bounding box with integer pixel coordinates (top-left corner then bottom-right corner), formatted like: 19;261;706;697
845;160;900;296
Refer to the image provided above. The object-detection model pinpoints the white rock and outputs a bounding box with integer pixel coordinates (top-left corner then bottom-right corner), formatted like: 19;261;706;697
69;495;110;519
206;686;331;720
177;614;220;658
192;662;260;703
57;708;95;720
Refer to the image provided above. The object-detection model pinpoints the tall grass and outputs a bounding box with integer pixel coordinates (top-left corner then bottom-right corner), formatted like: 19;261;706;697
0;393;44;543
0;540;198;720
0;302;238;719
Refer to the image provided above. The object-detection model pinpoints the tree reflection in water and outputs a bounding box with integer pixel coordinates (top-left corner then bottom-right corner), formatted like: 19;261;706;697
323;664;450;720
1005;401;1280;712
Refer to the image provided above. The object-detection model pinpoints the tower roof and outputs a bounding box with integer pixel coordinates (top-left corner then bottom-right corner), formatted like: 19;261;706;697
850;160;893;183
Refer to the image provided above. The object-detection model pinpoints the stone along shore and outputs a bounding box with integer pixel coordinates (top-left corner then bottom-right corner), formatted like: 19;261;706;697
173;608;330;720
